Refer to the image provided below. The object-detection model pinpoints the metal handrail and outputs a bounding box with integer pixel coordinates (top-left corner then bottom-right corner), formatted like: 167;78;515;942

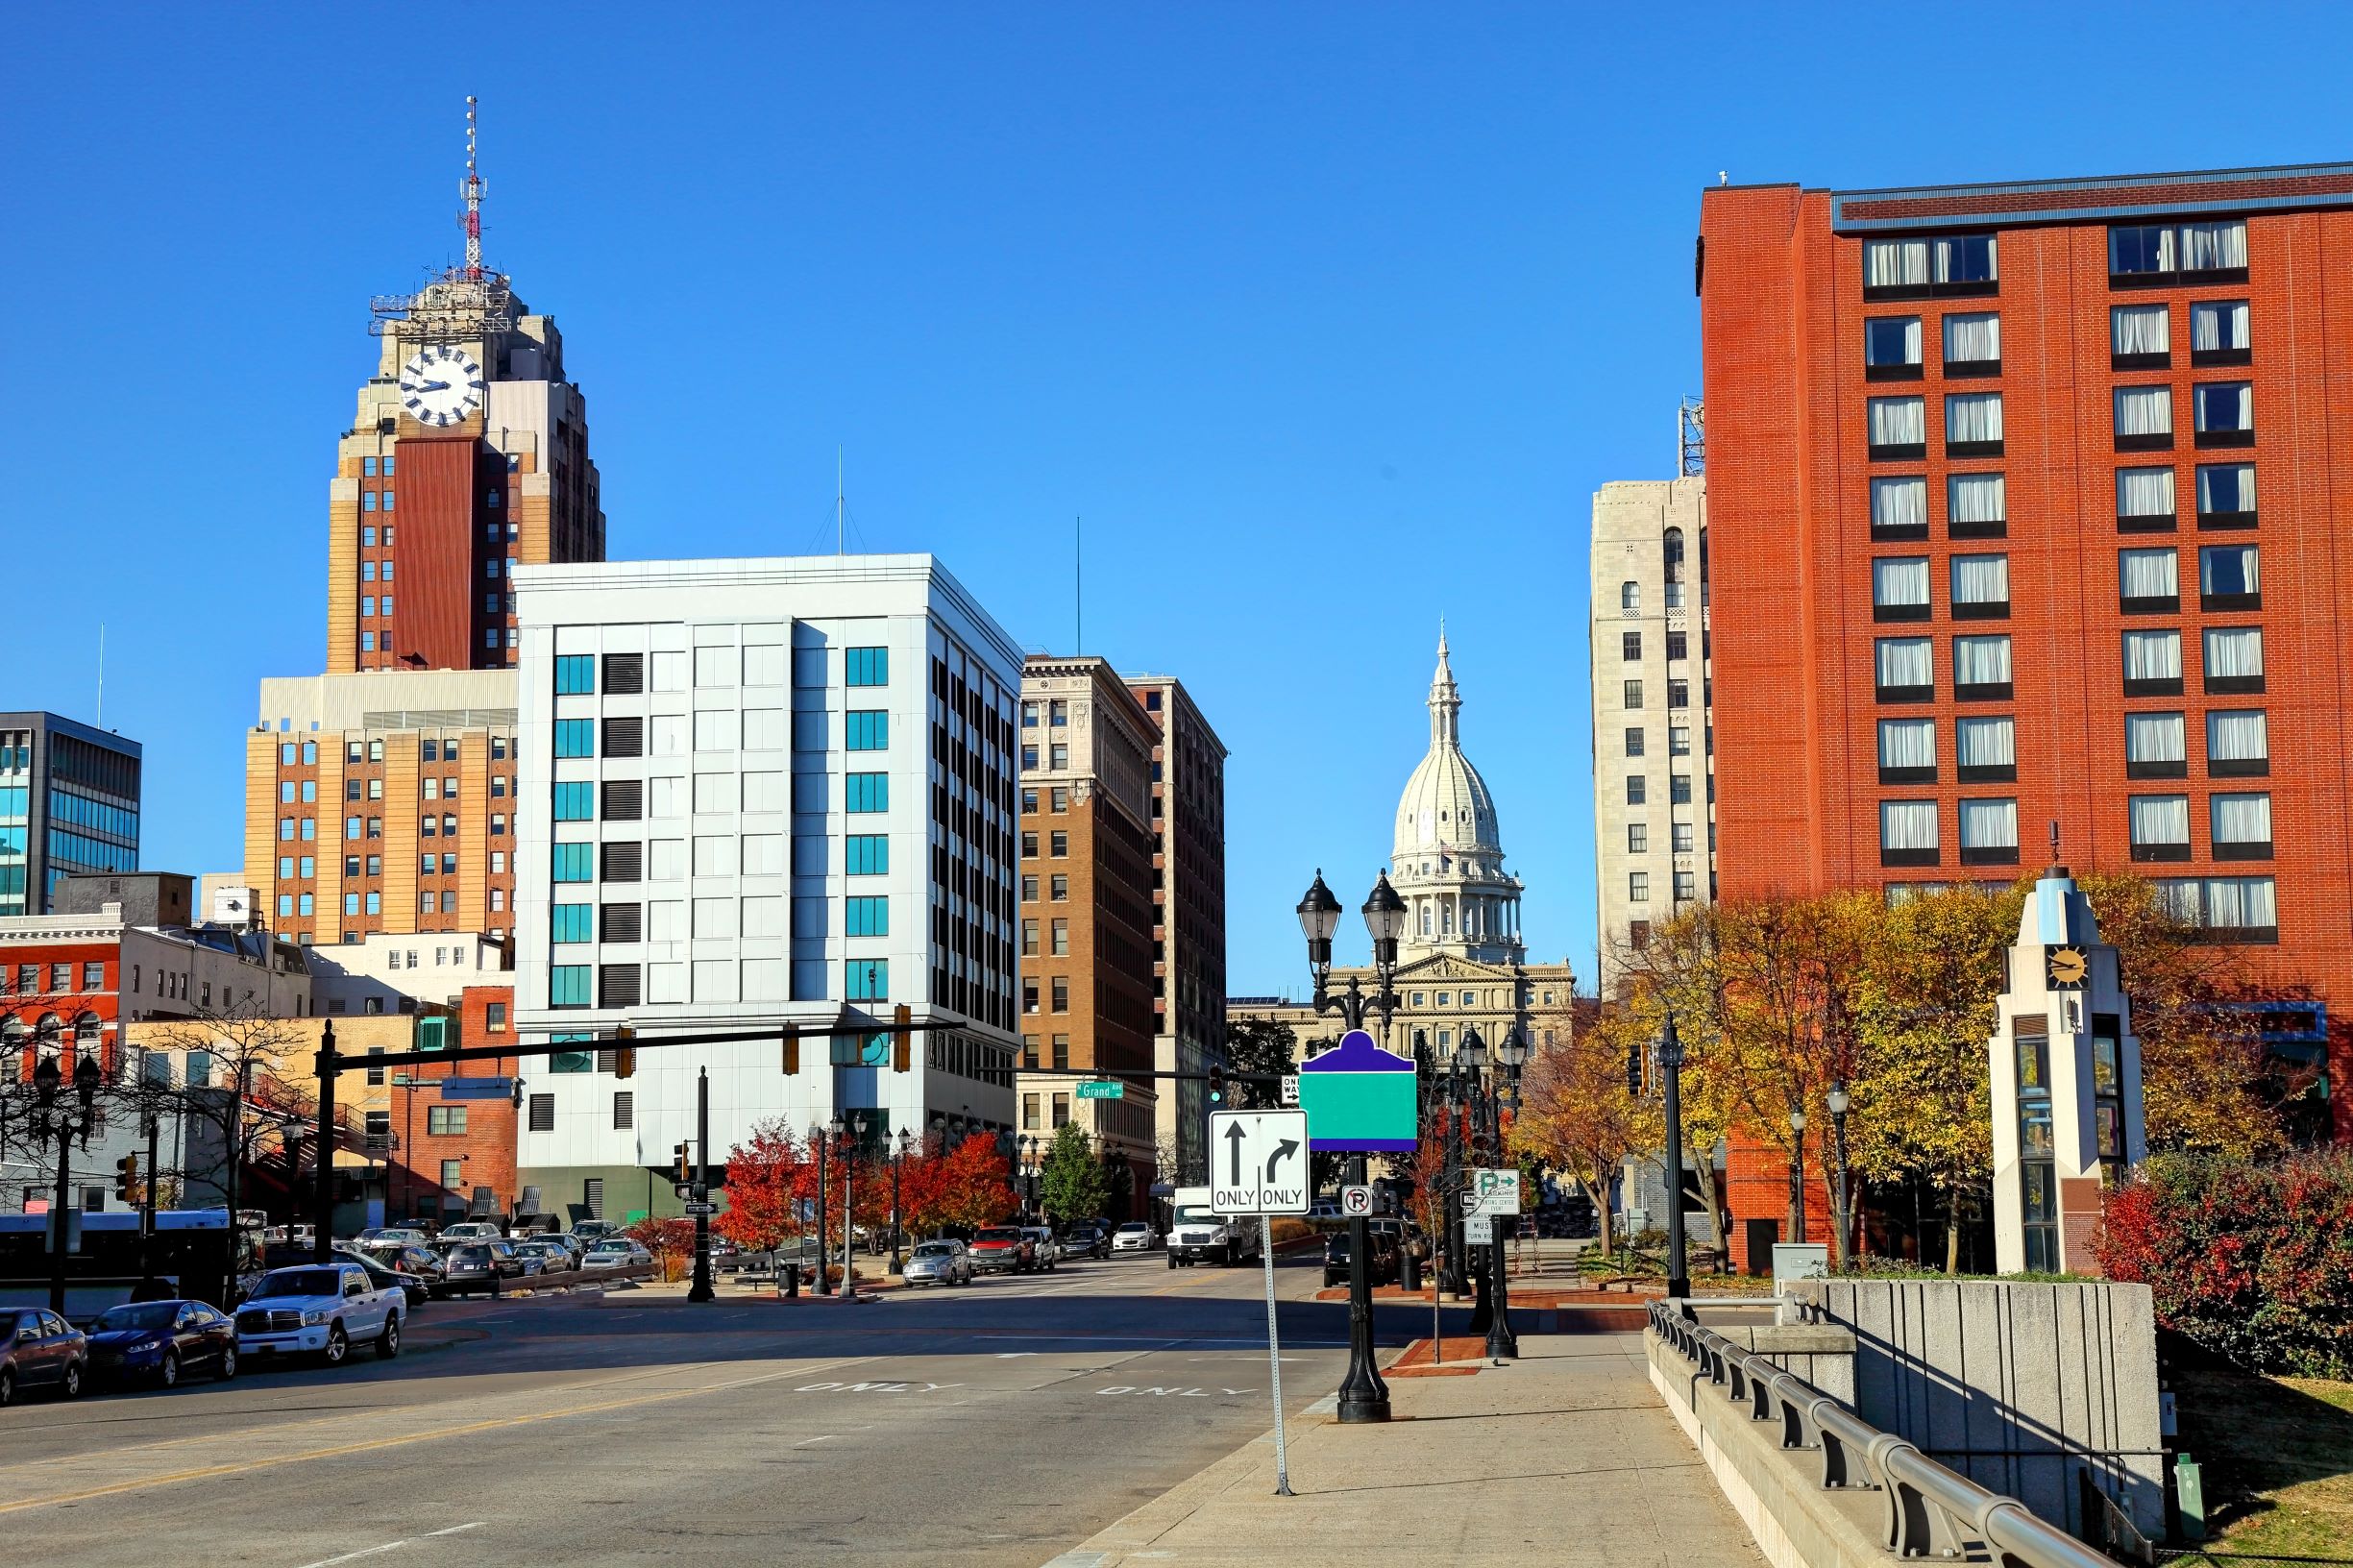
1646;1300;2117;1568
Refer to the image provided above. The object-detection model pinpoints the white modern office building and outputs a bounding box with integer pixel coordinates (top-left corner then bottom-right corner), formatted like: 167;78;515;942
510;554;1022;1221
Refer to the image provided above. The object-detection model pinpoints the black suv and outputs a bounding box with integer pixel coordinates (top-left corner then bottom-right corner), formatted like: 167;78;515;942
1322;1221;1404;1288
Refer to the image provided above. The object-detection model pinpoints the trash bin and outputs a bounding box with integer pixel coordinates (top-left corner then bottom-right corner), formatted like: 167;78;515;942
781;1262;800;1299
1401;1248;1422;1294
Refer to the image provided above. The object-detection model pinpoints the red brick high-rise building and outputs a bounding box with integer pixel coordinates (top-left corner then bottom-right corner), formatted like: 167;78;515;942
1699;164;2352;1255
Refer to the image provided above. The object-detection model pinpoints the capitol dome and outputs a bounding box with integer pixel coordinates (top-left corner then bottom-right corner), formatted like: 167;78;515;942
1388;633;1524;964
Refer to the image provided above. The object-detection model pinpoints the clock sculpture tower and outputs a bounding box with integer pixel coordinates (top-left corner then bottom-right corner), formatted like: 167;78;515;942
326;98;605;675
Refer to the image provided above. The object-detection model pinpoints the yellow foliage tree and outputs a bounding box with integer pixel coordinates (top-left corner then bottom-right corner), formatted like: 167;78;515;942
1510;1010;1658;1256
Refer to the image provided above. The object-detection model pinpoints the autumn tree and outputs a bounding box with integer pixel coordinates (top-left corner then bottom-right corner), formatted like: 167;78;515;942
1510;1010;1659;1256
715;1117;810;1253
931;1133;1017;1231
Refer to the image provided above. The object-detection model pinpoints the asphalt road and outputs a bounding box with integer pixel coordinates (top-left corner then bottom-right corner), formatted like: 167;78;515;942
0;1249;1368;1567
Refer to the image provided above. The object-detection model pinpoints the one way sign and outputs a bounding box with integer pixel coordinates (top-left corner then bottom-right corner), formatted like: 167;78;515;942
1210;1109;1311;1216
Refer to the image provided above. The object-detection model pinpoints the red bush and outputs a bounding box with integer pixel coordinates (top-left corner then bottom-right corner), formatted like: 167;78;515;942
2096;1148;2353;1377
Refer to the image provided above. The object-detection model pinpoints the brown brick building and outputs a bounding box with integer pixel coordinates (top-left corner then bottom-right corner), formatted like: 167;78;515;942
1017;657;1164;1213
1699;162;2353;1262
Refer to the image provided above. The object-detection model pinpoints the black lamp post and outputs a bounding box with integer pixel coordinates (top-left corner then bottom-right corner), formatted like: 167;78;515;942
891;1129;914;1276
808;1120;831;1296
1295;869;1406;1426
1657;1011;1692;1300
839;1113;865;1297
1457;1026;1493;1336
1787;1106;1808;1245
1017;1134;1037;1222
1485;1025;1529;1360
1826;1081;1851;1267
31;1048;106;1312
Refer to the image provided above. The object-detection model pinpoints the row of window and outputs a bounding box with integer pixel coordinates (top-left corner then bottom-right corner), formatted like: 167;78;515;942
550;957;880;1009
1864;301;2251;380
359;456;397;477
1864;462;2258;543
1874;626;2261;704
1624;821;1708;854
2125;793;2274;860
1619;725;1707;758
1624;869;1706;903
1861;220;2248;302
1873;715;2018;783
359;490;395;512
1863;383;2253;461
1869;543;2261;622
1621;772;1709;806
280;737;512;768
551;835;890;882
1615;580;1703;614
550;772;880;821
7;962;108;996
552;646;888;697
1618;629;1702;664
552;709;881;759
1619;678;1704;709
1019;873;1070;900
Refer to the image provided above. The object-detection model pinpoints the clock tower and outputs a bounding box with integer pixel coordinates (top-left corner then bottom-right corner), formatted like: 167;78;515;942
326;98;605;674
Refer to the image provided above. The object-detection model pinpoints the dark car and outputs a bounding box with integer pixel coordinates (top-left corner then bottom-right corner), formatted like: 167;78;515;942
0;1308;87;1405
441;1243;526;1287
1063;1223;1112;1260
334;1246;432;1310
1322;1222;1404;1288
86;1299;238;1388
359;1242;449;1294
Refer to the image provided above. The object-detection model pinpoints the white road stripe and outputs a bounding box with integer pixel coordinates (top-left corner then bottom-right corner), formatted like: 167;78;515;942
424;1523;484;1538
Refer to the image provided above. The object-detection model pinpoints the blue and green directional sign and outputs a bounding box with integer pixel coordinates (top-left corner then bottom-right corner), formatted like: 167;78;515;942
1296;1029;1418;1152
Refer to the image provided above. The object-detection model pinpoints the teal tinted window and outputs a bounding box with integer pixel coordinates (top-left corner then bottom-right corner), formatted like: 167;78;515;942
846;895;889;937
554;656;596;695
550;966;591;1008
553;720;595;758
846;835;889;875
552;781;595;821
845;772;889;813
845;648;889;687
551;843;595;882
847;958;889;1000
846;711;888;750
551;904;594;943
549;1031;594;1073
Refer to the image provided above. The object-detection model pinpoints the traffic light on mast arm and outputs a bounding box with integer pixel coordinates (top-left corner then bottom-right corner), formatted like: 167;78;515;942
613;1021;636;1080
115;1153;139;1204
674;1141;692;1183
892;1004;912;1073
1207;1066;1226;1107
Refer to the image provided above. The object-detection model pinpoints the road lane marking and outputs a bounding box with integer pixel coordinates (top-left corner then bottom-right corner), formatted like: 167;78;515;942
0;1357;882;1519
793;1435;835;1447
424;1524;484;1538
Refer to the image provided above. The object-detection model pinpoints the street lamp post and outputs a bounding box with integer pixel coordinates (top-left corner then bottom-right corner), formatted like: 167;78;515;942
840;1114;865;1298
891;1129;913;1277
1826;1081;1851;1267
30;1050;105;1312
808;1120;831;1297
1656;1012;1691;1300
1483;1026;1529;1360
687;1066;715;1305
1295;870;1406;1426
1458;1027;1493;1337
1787;1106;1808;1245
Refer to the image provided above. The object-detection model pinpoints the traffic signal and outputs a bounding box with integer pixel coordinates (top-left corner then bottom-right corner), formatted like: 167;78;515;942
781;1031;800;1075
1208;1066;1226;1107
1626;1042;1643;1097
114;1153;139;1204
674;1141;693;1183
892;1003;912;1073
614;1020;636;1080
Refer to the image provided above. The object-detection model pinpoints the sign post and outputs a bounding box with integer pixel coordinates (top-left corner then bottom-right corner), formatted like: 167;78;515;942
1211;1108;1309;1496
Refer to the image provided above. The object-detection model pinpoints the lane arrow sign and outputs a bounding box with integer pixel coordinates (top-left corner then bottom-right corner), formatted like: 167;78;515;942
1226;1120;1248;1187
1265;1139;1299;1184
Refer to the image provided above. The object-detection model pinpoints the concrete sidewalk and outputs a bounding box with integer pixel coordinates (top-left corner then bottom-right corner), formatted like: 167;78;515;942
1043;1329;1765;1568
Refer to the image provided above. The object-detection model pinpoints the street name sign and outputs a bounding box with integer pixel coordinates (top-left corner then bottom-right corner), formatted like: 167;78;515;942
1210;1109;1311;1216
1469;1168;1522;1216
1075;1080;1124;1100
1340;1184;1374;1217
1295;1030;1418;1152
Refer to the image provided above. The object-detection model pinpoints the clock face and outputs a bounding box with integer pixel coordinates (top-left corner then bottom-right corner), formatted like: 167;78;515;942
2047;946;2089;988
399;345;485;429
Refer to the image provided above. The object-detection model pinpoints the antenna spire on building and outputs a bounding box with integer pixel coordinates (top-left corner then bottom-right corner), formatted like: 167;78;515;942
463;96;485;281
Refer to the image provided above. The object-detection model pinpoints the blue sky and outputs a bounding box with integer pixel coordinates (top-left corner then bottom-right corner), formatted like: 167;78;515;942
4;4;2347;994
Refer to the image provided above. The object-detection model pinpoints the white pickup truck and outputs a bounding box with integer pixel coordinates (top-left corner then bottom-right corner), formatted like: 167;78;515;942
235;1262;404;1366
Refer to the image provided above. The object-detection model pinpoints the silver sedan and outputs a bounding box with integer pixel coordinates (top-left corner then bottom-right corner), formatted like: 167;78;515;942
900;1239;971;1286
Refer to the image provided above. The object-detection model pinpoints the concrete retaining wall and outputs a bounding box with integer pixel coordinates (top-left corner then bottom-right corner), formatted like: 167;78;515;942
1788;1279;2163;1538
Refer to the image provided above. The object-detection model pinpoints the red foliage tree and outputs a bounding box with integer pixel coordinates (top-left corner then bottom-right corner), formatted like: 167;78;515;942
931;1133;1017;1231
716;1117;810;1253
625;1216;699;1283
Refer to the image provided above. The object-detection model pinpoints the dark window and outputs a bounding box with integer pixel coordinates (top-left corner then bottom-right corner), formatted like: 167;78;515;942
601;903;643;943
612;1092;633;1131
598;965;640;1010
601;778;643;821
528;1093;554;1132
602;842;643;883
602;652;645;695
601;717;644;758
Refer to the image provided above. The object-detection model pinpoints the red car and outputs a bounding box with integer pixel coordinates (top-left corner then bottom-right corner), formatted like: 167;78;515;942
967;1228;1038;1275
1;1308;87;1405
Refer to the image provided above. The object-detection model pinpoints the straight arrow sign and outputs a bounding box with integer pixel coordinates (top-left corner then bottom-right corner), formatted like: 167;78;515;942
1211;1111;1310;1216
1226;1120;1248;1188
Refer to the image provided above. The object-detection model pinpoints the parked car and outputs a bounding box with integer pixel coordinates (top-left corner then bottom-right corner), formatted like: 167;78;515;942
1020;1227;1063;1271
570;1220;624;1247
86;1299;238;1388
355;1226;431;1249
235;1262;403;1366
515;1239;576;1275
436;1221;502;1246
0;1308;87;1405
967;1227;1037;1275
1322;1222;1404;1288
1063;1223;1112;1260
1111;1221;1157;1253
580;1239;653;1270
331;1246;433;1311
356;1241;449;1295
900;1239;971;1286
442;1243;527;1287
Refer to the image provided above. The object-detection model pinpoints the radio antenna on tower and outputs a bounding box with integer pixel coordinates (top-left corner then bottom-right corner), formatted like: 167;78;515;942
463;96;486;281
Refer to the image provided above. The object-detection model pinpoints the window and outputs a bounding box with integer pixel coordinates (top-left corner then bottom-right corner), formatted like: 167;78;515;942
846;711;889;750
2199;543;2260;610
1049;786;1069;813
1867;396;1926;459
846;959;889;1001
2116;467;2176;531
1627;775;1646;805
1667;679;1689;709
1049;873;1068;900
427;1106;468;1136
1620;581;1639;612
1628;871;1649;902
2202;876;2278;942
2120;548;2180;613
1622;631;1642;661
1870;477;1928;541
1624;727;1646;757
1863;237;1929;294
1935;234;1997;287
1955;716;2016;783
846;835;889;875
1949;553;2009;619
2194;382;2254;446
1872;556;1930;622
2207;709;2269;777
2121;629;2183;698
845;772;888;813
846;895;888;937
550;965;591;1007
2195;463;2256;527
2211;793;2272;860
600;842;643;883
1669;773;1692;804
1864;315;1923;379
613;1092;634;1130
551;904;594;943
1863;233;1996;297
553;655;596;695
1672;822;1695;854
602;716;645;758
1877;718;1936;784
2191;301;2251;366
2129;796;2192;862
553;720;595;759
2202;626;2264;695
845;648;889;686
1873;636;1933;702
2114;385;2174;451
551;781;596;822
1948;472;2006;539
2108;219;2246;284
598;964;640;1009
1665;630;1687;661
2110;304;2170;369
1945;392;2003;456
1880;800;1939;866
600;651;645;696
1049;830;1068;856
1050;919;1069;956
1627;822;1648;853
1668;725;1692;756
1943;312;1999;374
1050;977;1069;1012
2125;712;2187;779
1623;678;1644;708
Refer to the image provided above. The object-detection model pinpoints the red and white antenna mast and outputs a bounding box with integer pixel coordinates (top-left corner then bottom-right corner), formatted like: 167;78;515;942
462;95;485;281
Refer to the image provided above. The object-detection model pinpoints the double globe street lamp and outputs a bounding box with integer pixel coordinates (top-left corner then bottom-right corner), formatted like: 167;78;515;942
1448;1022;1528;1360
27;1050;106;1311
1295;869;1408;1425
